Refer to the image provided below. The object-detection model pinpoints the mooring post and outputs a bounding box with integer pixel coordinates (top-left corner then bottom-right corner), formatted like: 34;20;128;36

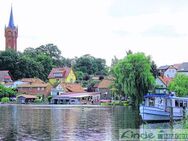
183;106;186;119
170;99;173;127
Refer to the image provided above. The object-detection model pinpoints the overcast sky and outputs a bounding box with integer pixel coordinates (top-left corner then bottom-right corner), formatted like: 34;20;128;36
0;0;188;66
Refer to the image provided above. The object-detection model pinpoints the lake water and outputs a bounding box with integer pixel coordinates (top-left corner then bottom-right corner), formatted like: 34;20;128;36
0;105;185;141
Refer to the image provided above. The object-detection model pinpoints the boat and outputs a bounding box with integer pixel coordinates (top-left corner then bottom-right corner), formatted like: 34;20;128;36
140;93;188;122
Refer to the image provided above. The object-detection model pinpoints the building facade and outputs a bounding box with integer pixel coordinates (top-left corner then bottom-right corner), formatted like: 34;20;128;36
48;67;76;86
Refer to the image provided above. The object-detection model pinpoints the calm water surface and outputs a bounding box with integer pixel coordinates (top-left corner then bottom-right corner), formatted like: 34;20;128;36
0;105;183;141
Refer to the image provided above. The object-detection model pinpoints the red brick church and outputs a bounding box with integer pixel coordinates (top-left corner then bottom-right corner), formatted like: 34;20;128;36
4;6;18;51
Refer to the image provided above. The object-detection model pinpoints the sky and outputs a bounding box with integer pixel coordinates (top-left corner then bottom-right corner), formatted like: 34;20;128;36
0;0;188;67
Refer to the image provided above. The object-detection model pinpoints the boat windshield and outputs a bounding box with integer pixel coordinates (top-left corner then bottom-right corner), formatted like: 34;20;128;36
149;98;155;106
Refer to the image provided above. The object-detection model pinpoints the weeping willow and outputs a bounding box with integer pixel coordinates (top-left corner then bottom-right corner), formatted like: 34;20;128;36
113;52;155;107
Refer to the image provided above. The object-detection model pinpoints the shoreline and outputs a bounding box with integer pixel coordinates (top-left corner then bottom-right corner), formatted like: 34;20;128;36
0;103;125;108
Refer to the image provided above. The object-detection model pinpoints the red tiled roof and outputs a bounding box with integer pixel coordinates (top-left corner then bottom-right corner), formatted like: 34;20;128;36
21;78;45;84
17;83;48;88
97;79;112;89
48;67;71;79
0;70;12;82
93;83;99;88
18;78;47;88
159;76;172;86
4;76;11;79
60;83;85;93
17;94;37;99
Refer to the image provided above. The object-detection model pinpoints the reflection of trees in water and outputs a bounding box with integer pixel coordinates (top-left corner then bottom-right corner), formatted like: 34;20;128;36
111;106;141;140
75;108;113;141
112;106;140;129
0;106;18;140
0;106;141;141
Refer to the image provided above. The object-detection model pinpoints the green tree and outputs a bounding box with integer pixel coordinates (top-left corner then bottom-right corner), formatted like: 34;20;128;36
168;74;188;97
75;71;84;81
112;52;155;107
16;56;44;79
0;49;20;80
111;56;119;67
35;54;54;81
35;43;61;60
0;84;17;98
151;61;159;78
73;54;107;75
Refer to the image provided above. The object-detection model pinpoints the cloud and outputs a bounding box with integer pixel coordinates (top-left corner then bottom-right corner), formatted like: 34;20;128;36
142;25;187;37
1;0;188;67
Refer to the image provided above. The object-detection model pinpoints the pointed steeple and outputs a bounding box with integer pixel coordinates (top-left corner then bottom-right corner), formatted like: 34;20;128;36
5;5;18;51
8;6;15;29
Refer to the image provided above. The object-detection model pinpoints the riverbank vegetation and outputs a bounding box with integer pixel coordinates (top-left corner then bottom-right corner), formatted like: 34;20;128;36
168;74;188;97
0;84;17;98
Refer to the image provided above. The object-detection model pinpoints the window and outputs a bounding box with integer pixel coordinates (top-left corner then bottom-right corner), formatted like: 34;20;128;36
53;72;63;77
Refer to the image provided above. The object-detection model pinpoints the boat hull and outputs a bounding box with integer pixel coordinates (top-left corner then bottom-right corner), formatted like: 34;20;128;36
140;106;182;121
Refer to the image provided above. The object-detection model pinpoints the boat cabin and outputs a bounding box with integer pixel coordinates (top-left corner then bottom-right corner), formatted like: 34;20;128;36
140;94;188;121
144;94;188;109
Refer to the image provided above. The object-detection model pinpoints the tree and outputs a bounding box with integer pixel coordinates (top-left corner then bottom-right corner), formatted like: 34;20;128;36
151;61;159;78
168;74;188;97
0;50;20;80
0;84;17;98
75;71;84;81
126;50;133;55
111;56;119;67
16;56;44;79
73;54;107;75
35;54;54;81
35;43;61;60
112;52;155;107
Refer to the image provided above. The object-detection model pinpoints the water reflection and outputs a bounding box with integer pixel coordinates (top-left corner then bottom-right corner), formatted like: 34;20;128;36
0;105;172;141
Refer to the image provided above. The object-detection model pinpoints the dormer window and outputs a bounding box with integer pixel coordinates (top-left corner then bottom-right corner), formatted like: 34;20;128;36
53;72;63;78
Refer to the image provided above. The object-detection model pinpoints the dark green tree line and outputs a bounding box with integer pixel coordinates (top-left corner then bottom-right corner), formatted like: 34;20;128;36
0;44;108;82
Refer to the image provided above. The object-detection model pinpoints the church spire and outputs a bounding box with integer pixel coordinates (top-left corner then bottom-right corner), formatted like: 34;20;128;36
5;5;18;51
8;6;15;29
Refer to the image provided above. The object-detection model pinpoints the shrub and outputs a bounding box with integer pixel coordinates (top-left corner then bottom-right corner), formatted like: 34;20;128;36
34;99;42;104
48;96;52;102
1;97;10;103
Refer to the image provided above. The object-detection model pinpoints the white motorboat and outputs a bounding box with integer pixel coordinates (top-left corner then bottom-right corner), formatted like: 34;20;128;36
140;94;188;121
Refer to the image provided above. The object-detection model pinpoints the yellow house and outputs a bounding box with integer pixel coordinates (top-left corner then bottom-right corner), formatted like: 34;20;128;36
48;67;76;86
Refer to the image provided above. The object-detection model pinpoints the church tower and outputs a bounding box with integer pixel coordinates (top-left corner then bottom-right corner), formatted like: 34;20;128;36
5;6;18;51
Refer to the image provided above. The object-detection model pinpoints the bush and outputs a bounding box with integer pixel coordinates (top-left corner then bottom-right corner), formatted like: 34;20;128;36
48;96;52;102
1;97;10;103
34;99;42;104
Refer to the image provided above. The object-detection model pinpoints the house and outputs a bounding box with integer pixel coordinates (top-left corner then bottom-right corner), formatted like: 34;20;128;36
177;62;188;76
17;94;37;104
0;70;13;84
17;78;51;96
51;82;85;96
48;67;76;86
51;92;100;105
5;78;44;88
94;79;112;100
155;76;172;94
158;65;179;78
158;65;169;75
